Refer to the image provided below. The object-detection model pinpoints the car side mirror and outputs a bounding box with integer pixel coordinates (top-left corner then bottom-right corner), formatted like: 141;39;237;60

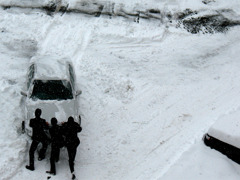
21;91;27;97
76;90;82;96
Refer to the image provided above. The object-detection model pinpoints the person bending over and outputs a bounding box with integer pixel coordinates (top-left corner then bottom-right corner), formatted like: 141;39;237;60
26;108;49;171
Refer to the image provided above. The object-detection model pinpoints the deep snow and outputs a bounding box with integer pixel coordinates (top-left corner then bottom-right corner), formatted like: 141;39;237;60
0;0;240;180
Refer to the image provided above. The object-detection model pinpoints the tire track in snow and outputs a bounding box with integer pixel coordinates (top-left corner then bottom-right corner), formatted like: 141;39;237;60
72;19;97;67
37;13;96;59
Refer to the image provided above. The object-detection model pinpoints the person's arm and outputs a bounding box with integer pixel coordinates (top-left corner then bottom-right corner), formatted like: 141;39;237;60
29;118;34;127
75;123;82;133
42;119;49;129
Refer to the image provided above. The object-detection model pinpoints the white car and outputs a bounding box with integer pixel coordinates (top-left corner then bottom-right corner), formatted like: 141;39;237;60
21;55;82;135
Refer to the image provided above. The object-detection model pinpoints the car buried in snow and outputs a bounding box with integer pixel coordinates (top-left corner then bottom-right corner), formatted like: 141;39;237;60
203;110;240;164
20;55;82;135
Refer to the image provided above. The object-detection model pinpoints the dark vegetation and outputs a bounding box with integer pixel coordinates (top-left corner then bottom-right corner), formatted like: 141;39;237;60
181;14;240;34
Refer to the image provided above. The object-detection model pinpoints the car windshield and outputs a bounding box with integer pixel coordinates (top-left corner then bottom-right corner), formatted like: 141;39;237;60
31;80;73;100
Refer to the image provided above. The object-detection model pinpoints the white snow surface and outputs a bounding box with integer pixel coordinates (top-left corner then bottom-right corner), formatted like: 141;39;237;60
1;0;240;180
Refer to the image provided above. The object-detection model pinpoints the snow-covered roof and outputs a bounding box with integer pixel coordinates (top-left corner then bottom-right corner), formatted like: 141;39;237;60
30;55;71;80
208;110;240;149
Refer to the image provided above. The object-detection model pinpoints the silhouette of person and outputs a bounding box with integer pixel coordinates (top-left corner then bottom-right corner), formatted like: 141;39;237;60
26;108;49;171
62;116;82;179
46;117;64;175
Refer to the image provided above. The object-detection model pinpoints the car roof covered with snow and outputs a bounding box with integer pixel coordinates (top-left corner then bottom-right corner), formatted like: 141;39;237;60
207;110;240;149
30;55;72;80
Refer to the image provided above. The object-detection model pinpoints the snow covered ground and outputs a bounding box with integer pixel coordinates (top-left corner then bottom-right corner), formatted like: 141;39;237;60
1;0;240;179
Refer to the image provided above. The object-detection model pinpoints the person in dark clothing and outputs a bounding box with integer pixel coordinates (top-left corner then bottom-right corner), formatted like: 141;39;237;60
26;108;49;171
62;116;82;179
46;117;64;175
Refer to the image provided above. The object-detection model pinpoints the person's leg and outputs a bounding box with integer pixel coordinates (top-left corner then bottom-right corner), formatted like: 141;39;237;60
67;141;79;180
39;139;48;160
49;146;57;174
55;146;60;162
70;140;80;164
67;146;76;173
26;140;39;170
71;147;77;164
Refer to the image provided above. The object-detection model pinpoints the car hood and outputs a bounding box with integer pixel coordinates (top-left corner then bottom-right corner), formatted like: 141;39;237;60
26;99;77;123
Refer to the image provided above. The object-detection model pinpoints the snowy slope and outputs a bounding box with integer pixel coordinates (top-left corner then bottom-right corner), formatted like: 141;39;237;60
0;0;240;180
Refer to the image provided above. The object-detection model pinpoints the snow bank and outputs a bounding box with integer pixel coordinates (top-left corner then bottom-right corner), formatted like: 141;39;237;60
1;0;239;12
0;54;30;180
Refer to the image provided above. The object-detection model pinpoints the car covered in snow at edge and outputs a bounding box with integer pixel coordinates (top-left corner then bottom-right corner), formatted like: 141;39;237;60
21;55;82;135
203;110;240;164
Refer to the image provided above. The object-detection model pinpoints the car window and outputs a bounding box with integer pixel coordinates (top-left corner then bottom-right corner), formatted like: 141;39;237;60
30;80;73;100
69;64;75;90
27;64;35;89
